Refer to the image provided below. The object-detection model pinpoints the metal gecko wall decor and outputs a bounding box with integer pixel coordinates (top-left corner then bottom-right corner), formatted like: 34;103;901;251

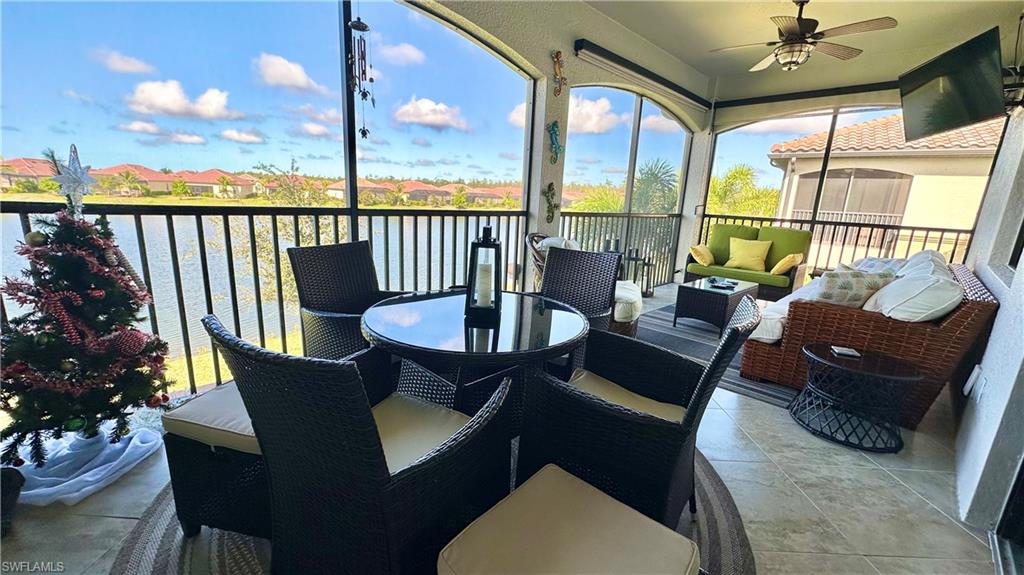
551;50;568;97
542;183;560;223
547;121;564;165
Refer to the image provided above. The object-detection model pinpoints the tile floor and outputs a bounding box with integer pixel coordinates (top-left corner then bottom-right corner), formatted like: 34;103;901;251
0;286;995;574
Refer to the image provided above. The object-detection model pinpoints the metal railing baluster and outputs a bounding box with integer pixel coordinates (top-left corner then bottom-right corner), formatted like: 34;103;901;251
165;216;196;394
194;215;221;385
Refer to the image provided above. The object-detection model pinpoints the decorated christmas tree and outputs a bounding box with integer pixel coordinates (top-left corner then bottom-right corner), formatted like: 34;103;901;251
1;146;170;467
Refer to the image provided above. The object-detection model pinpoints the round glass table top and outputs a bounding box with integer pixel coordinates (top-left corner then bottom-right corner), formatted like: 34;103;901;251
361;290;588;361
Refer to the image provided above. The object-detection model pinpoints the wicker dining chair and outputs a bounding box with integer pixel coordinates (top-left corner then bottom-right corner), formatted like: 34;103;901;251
198;315;514;574
517;296;760;528
287;241;406;360
541;246;621;330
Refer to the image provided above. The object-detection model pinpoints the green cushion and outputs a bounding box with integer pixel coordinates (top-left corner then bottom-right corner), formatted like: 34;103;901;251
686;263;791;288
707;224;759;265
756;227;812;270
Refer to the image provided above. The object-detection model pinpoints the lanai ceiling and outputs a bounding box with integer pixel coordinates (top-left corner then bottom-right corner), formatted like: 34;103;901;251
585;1;1022;102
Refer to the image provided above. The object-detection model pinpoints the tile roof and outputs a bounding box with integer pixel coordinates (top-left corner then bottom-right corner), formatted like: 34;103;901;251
90;163;177;183
175;169;254;186
770;114;1004;155
1;158;59;177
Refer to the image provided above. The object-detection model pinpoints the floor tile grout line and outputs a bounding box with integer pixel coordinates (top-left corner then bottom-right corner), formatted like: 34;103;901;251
877;465;992;549
715;406;861;551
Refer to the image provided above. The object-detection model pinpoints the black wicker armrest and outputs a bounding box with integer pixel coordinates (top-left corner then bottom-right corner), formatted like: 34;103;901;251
395;360;458;409
346;346;397;406
455;366;520;416
583;329;704;406
587;310;612;331
300;308;367;360
383;377;513;568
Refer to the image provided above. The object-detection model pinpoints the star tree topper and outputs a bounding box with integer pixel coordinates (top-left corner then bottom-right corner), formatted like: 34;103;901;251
51;144;94;218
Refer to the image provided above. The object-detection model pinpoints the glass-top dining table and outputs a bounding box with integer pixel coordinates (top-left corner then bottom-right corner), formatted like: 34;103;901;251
361;290;589;368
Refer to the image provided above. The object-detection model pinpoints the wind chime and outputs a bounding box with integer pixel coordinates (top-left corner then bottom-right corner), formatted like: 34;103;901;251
349;8;375;139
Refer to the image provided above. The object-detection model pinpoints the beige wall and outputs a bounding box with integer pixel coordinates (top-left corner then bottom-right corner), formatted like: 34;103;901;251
776;154;994;230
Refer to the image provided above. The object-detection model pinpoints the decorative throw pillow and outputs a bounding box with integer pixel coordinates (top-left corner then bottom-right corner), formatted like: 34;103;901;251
814;269;896;308
852;256;906;275
689;244;714;267
769;252;803;275
724;238;772;272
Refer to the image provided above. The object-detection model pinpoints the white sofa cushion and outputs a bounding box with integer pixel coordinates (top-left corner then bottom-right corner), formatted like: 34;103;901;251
568;368;684;422
613;280;643;322
163;384;469;473
862;274;964;322
852;256;906;274
749;278;821;344
438;464;700;575
537;236;581;252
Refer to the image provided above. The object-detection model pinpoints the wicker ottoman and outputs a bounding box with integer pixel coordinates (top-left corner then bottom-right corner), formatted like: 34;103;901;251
610;281;643;337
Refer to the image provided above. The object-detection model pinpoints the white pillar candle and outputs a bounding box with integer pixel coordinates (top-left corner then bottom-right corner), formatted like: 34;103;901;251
476;263;493;307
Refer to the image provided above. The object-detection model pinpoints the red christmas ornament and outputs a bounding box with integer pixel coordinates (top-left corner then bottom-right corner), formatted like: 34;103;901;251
13;458;25;467
160;393;170;404
145;395;163;409
7;361;28;375
111;328;148;356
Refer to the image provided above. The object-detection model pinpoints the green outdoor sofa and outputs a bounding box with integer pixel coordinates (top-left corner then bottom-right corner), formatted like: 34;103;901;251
683;224;812;301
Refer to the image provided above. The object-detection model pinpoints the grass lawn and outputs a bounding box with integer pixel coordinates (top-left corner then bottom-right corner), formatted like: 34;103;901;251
163;329;302;396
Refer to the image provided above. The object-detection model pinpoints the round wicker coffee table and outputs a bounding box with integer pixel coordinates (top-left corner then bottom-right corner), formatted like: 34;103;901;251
789;343;922;453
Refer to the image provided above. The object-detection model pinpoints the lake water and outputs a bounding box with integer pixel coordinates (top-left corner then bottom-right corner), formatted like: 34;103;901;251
1;212;526;365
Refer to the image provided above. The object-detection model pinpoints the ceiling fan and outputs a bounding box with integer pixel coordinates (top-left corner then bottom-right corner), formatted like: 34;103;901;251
710;0;897;72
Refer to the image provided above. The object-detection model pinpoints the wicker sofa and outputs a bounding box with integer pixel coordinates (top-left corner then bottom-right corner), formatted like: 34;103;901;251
741;264;998;429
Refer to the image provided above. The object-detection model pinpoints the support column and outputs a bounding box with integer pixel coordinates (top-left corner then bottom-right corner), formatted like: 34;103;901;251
674;129;715;282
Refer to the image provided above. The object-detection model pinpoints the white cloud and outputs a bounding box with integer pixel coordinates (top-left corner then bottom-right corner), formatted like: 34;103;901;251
127;80;243;120
602;166;626;174
568;95;628;134
393;96;468;132
170;133;206;145
93;49;155;74
63;90;94;104
508;103;527;129
577;156;601;165
499;151;520;161
378;43;426;66
117;120;160;134
369;134;390;145
220;128;265;144
640;114;682;133
254;53;328;94
735;115;834;134
299;122;331;138
412;137;431;147
438;158;460;166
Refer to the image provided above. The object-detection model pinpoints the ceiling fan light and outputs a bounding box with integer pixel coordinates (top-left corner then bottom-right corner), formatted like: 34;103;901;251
774;43;814;71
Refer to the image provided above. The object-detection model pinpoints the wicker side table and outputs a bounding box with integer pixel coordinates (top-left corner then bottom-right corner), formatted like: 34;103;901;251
673;277;759;337
790;343;922;453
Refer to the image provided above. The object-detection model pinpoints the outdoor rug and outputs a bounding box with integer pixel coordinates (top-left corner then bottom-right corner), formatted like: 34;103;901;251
110;451;755;575
638;304;797;408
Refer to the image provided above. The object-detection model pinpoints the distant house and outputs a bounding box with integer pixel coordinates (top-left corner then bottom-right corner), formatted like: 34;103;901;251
0;158;58;189
769;114;1003;230
89;164;177;195
175;169;261;198
473;185;518;205
401;180;447;202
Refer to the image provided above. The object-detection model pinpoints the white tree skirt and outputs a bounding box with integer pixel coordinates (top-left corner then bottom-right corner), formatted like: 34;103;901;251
12;420;163;506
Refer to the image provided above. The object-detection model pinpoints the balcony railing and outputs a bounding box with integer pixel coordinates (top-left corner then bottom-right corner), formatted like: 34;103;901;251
559;212;681;286
1;201;526;394
699;213;972;274
790;209;904;227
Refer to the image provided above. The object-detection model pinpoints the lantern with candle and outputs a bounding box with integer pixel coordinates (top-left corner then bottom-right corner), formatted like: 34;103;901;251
465;225;502;325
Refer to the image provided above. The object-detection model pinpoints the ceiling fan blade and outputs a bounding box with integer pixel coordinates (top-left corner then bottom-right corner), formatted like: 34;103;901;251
749;52;777;72
814;41;863;60
814;17;897;39
771;15;802;36
710;41;780;53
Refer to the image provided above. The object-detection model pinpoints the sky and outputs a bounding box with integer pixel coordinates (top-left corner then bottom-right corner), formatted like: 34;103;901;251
0;1;898;189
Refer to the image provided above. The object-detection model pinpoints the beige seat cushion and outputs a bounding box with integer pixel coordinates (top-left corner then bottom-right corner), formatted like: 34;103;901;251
162;382;259;454
438;464;700;575
371;393;470;473
163;384;468;473
569;369;684;422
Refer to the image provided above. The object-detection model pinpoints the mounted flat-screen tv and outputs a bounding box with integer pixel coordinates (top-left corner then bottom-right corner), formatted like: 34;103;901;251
899;27;1004;142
